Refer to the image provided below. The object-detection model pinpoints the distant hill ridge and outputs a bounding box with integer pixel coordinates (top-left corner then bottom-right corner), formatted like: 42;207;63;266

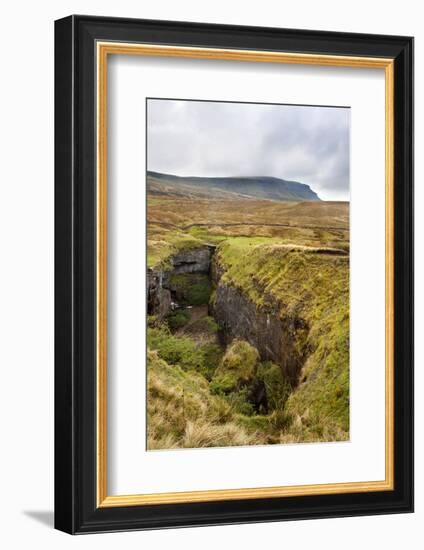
147;171;321;202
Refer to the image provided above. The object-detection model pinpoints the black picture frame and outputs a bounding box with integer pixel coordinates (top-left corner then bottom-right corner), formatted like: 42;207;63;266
55;14;414;534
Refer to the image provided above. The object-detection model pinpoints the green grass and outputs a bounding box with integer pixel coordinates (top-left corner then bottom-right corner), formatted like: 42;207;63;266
285;306;350;436
147;196;349;269
166;310;191;331
147;229;205;269
147;335;310;448
147;324;223;381
257;361;292;412
187;226;227;244
146;197;350;445
182;316;219;338
147;349;266;449
211;339;259;394
169;273;212;306
214;237;350;441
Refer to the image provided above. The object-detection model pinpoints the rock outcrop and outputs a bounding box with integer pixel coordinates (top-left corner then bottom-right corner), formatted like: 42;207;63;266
147;270;172;320
148;243;309;386
147;171;321;202
147;245;215;319
171;246;215;275
211;260;309;384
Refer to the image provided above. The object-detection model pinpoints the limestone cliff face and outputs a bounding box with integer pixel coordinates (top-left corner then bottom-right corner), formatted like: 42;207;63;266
148;243;309;385
147;270;171;319
147;246;215;319
171;247;214;275
211;258;309;384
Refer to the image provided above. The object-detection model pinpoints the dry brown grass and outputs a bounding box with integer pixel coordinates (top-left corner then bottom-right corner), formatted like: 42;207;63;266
147;196;349;267
147;350;265;450
146;193;350;447
148;196;349;230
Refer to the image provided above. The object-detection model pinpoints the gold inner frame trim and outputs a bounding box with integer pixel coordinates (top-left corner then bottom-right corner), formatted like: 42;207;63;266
96;41;395;508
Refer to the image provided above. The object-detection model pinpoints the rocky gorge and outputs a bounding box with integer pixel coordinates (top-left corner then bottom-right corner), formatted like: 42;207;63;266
146;190;350;448
147;245;216;319
211;277;309;386
147;244;309;387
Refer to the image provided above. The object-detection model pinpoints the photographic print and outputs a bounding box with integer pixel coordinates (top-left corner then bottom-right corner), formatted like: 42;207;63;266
55;18;413;532
146;98;350;450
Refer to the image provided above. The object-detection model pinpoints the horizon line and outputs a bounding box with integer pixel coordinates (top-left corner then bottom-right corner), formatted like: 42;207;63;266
147;169;313;186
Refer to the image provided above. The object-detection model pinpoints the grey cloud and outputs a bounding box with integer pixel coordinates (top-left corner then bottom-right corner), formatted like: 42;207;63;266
147;99;350;201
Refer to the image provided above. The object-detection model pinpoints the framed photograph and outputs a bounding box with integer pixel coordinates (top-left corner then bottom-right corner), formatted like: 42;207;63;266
54;15;413;534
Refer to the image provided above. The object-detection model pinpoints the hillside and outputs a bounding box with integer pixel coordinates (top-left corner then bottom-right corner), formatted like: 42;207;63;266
213;239;349;441
147;171;321;202
147;240;349;447
147;196;348;268
147;193;350;448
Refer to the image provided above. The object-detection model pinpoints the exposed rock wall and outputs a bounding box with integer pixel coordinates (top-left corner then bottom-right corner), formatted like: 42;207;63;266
147;246;215;319
148;243;309;386
147;270;171;320
171;247;214;274
211;260;309;384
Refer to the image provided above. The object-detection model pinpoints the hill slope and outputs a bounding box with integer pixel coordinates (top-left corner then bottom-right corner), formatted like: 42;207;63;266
147;171;321;202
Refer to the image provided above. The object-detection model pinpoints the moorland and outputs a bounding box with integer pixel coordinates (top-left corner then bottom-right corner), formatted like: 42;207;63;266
146;171;349;450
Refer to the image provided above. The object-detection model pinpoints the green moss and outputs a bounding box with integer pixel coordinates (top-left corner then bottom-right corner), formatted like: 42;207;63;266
147;325;223;380
225;386;255;416
147;197;350;446
148;325;201;371
147;349;265;449
202;316;219;333
187;226;227;244
197;343;223;380
179;316;219;342
166;310;191;331
169;273;212;306
147;315;158;327
147;231;206;269
285;307;350;435
256;361;292;411
214;237;350;441
149;232;349;445
211;339;259;394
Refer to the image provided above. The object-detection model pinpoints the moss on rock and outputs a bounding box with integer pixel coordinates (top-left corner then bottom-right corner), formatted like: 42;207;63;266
211;339;259;394
256;361;292;411
169;273;212;306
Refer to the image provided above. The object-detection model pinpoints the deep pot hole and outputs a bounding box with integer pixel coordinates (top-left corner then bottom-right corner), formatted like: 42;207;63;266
147;244;310;411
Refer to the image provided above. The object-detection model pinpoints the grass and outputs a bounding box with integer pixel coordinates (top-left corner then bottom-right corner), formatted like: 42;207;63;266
166;310;191;331
147;341;318;449
147;323;319;447
214;237;350;441
147;193;350;446
211;339;259;394
169;273;212;306
148;324;224;382
147;227;205;269
147;349;265;449
257;361;292;412
147;196;349;269
181;315;219;340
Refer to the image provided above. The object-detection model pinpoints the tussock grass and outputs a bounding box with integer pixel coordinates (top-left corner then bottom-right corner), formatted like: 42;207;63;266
147;350;264;449
214;237;349;441
211;339;259;394
147;325;223;381
147;194;350;446
147;226;204;268
147;196;349;268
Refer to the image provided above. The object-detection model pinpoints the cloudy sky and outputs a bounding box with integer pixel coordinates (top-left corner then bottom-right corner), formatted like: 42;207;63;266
147;99;350;201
